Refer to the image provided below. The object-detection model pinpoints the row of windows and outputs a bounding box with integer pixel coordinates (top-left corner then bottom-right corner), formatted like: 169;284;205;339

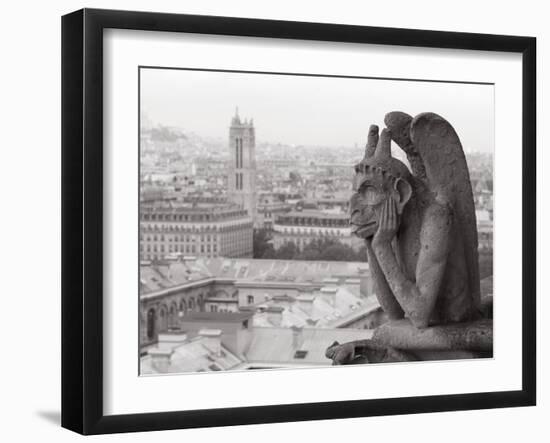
145;298;203;339
141;211;247;222
278;218;349;227
140;244;252;260
209;305;236;313
274;236;350;248
277;228;347;236
139;240;252;257
141;244;218;253
259;211;280;219
142;253;219;261
141;233;251;244
141;234;216;242
141;223;253;233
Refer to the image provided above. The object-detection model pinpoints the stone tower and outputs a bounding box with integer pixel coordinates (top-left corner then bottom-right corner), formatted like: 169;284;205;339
228;108;256;221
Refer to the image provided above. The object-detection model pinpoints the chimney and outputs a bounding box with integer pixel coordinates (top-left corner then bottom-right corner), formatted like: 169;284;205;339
148;348;173;372
199;328;223;357
157;330;188;350
266;306;284;327
297;294;315;316
320;286;338;307
291;325;303;349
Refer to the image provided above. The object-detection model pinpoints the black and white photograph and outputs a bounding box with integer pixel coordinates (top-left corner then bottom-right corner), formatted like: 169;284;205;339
138;68;494;375
1;0;545;440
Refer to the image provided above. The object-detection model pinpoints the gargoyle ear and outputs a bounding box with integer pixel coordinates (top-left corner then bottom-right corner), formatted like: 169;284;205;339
393;177;412;214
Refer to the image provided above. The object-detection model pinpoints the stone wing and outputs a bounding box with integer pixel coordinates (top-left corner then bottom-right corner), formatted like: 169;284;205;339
410;112;481;307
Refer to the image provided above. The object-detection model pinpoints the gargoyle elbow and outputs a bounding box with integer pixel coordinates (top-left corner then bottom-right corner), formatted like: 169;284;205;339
409;313;430;329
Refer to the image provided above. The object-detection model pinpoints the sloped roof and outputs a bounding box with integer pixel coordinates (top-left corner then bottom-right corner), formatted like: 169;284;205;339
141;336;242;374
140;260;213;294
182;311;254;323
200;257;369;284
141;326;374;374
251;284;379;329
245;327;373;365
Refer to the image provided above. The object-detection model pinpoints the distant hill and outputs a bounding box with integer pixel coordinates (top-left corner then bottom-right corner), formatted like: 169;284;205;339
147;126;187;143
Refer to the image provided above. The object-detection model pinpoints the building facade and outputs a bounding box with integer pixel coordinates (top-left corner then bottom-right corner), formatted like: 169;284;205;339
272;210;363;251
139;257;375;348
228;108;257;222
139;202;253;261
255;193;292;229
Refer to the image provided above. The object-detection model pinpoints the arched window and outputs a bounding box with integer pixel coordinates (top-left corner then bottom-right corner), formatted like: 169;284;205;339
179;299;187;317
239;141;243;168
146;308;156;340
169;304;176;328
188;297;196;311
168;301;179;328
159;306;167;332
197;294;204;312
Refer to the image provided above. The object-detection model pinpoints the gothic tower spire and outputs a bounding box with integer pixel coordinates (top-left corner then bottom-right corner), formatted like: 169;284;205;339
228;109;256;223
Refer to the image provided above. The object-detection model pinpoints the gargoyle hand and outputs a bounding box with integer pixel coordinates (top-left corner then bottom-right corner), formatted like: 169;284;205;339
373;197;398;246
325;341;355;365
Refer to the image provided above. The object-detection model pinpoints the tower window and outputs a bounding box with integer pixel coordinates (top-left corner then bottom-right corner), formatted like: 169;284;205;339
235;138;239;167
239;142;243;168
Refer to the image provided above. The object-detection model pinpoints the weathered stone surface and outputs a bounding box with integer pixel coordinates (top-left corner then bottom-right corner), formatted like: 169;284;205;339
325;319;492;364
371;319;493;352
327;112;492;365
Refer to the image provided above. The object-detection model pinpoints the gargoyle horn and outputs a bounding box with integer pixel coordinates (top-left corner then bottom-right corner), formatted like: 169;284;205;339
364;124;379;159
374;128;392;161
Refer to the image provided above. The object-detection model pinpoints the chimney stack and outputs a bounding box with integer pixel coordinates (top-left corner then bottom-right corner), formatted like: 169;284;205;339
297;294;315;316
320;286;338;307
157;330;188;351
148;348;173;372
291;325;303;349
199;328;223;357
266;306;284;327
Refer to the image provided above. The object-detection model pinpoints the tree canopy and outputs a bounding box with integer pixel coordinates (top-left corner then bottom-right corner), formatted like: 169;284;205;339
253;230;366;262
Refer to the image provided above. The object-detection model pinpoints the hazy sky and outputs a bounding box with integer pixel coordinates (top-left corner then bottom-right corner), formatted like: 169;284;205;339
140;68;494;153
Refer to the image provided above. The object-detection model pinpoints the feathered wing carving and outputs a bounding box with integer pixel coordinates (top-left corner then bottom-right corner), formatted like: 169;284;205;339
387;111;481;308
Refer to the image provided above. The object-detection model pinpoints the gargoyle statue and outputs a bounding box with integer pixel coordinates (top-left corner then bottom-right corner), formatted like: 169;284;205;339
326;112;492;365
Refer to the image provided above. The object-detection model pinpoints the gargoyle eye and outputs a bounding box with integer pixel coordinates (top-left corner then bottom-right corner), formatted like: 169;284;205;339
359;185;383;205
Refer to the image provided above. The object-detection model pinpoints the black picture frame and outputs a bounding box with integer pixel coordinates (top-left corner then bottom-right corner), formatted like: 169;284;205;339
61;8;536;435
